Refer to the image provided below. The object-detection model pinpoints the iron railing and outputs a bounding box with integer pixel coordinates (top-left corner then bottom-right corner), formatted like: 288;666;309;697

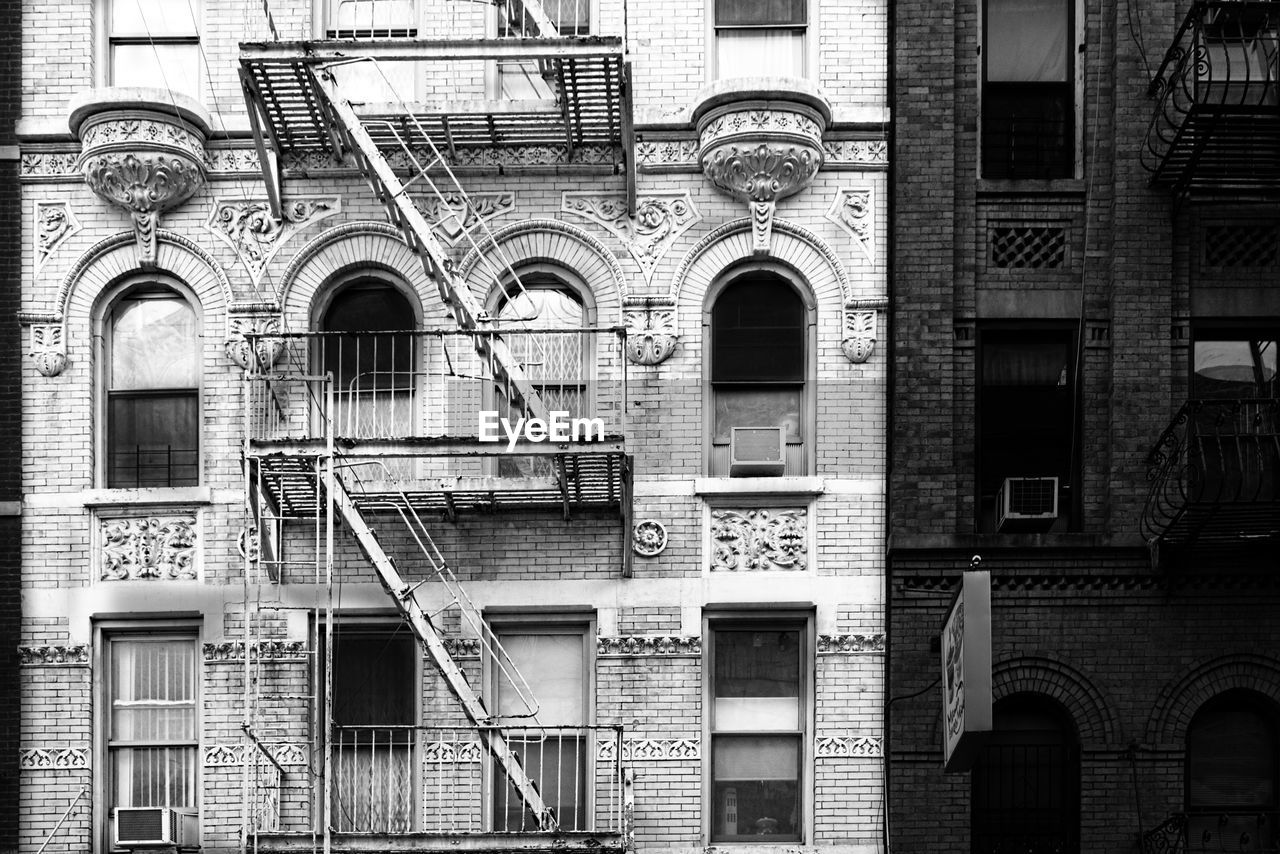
1142;398;1280;549
244;328;628;446
1142;811;1280;853
107;446;199;488
1142;1;1280;190
324;725;626;835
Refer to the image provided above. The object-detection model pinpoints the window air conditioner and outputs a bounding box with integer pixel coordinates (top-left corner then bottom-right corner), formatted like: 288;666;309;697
729;427;786;476
114;807;198;848
997;476;1059;531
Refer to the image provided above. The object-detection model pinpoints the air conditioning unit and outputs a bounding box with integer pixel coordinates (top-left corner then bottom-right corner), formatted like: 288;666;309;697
114;807;198;848
729;427;786;476
997;477;1059;532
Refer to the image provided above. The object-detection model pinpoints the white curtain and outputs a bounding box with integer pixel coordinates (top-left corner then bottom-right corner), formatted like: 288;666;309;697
986;0;1068;82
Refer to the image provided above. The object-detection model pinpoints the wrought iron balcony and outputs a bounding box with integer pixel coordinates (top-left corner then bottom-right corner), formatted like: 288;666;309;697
1142;1;1280;195
250;725;631;851
1142;398;1280;560
1142;811;1280;853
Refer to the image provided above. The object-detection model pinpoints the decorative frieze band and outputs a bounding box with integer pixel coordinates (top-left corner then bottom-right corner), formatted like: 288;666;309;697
636;138;888;171
204;743;308;767
597;738;701;761
19;645;89;666
442;638;482;659
20;747;90;771
817;634;886;654
597;636;701;657
710;508;808;572
815;735;882;758
202;641;309;662
99;513;197;581
422;740;483;764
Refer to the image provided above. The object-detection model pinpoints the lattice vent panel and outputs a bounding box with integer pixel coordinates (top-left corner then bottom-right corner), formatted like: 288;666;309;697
1204;225;1279;267
990;226;1067;269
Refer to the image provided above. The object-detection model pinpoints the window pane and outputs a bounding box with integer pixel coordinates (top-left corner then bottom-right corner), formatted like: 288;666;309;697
111;295;198;390
329;0;416;29
495;632;584;724
111;44;200;98
713;387;802;443
986;0;1068;82
108;393;198;488
714;630;800;730
711;737;800;840
333;633;416;726
1190;704;1277;808
112;0;198;35
495;734;585;830
715;0;805;26
716;29;805;78
112;747;197;808
1194;339;1279;399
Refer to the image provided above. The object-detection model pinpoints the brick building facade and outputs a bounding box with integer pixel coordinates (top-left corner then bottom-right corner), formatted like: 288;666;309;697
890;0;1280;852
15;2;888;853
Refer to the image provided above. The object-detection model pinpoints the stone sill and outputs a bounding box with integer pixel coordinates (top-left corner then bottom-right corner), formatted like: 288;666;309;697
80;487;215;509
976;177;1087;198
694;476;824;498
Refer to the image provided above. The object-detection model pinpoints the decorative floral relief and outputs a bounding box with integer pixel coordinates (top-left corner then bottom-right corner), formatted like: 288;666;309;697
699;109;823;150
623;305;678;366
79;118;207;166
99;515;197;581
710;509;807;572
20;748;89;770
202;641;308;662
635;140;700;168
561;191;701;283
815;735;882;758
842;308;878;364
596;636;701;657
417;192;515;245
34;201;82;272
421;740;483;764
817;634;886;654
632;519;668;557
597;738;701;761
27;324;67;378
825;189;874;263
20;152;80;178
18;645;89;666
203;743;309;767
225;313;285;370
822;139;890;166
442;637;482;658
208;198;339;283
206;148;261;173
80;153;205;266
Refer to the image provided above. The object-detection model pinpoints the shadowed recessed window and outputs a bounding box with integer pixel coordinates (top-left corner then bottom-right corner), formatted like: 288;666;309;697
1186;690;1280;850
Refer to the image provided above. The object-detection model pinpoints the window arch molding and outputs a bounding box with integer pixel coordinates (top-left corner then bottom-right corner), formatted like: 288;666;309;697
702;261;818;477
93;273;205;489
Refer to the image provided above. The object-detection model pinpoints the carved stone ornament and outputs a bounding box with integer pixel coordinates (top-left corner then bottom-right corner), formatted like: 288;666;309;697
623;304;678;366
99;514;197;581
442;637;482;659
209;198;339;283
815;735;883;758
34;201;82;272
842;307;878;364
417;191;516;245
225;312;285;371
422;740;483;764
596;636;701;657
69;89;211;266
20;747;90;771
693;81;830;254
710;508;808;572
597;738;701;761
825;188;874;263
561;192;701;282
632;519;669;557
27;324;67;377
203;743;308;767
19;645;89;666
817;633;886;654
203;641;309;662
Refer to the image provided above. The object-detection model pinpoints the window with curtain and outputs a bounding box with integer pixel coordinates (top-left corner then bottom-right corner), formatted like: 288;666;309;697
324;0;418;103
107;636;198;816
710;625;805;842
710;273;806;476
107;0;201;99
714;0;807;79
982;0;1074;178
977;328;1076;530
320;281;417;440
1186;691;1280;850
1193;330;1279;399
329;628;417;833
107;288;199;488
971;696;1079;854
492;627;588;831
497;0;591;99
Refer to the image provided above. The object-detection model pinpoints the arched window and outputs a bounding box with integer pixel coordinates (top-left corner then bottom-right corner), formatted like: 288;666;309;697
1186;691;1280;849
106;286;199;488
319;279;416;439
709;271;808;476
971;695;1079;854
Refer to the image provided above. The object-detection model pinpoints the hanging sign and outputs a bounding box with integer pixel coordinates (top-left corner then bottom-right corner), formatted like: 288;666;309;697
941;569;992;772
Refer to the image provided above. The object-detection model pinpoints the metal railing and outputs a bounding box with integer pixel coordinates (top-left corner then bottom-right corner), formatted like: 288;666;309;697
107;446;199;488
1142;1;1280;181
1142;811;1280;853
245;328;628;446
1142;398;1280;546
328;725;626;835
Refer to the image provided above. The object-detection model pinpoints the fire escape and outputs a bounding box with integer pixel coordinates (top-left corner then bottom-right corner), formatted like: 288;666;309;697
235;3;635;848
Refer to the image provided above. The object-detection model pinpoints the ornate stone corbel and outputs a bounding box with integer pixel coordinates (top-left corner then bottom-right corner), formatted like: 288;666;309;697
27;323;67;377
842;300;886;364
69;89;210;267
693;80;830;254
623;302;678;366
225;309;285;371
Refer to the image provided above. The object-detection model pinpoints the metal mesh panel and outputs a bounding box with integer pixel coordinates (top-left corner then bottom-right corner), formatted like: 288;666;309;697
991;226;1067;268
1204;224;1280;267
